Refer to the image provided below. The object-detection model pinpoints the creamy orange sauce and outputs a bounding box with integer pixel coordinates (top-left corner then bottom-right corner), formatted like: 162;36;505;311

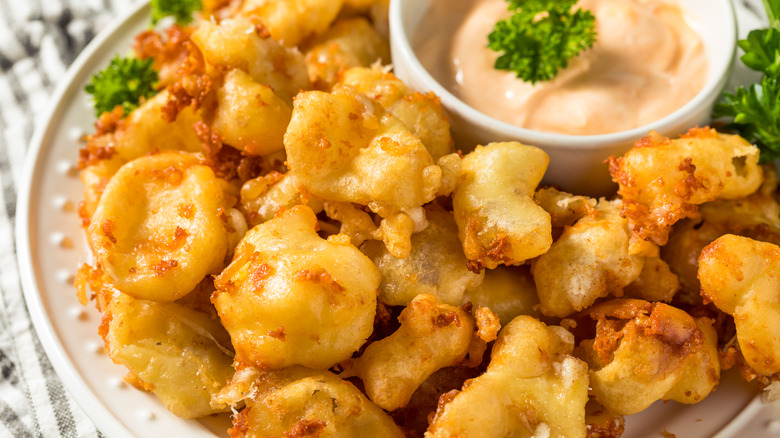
413;0;708;135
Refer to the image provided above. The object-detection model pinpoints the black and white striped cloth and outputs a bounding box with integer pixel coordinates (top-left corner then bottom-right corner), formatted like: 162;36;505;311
0;2;140;436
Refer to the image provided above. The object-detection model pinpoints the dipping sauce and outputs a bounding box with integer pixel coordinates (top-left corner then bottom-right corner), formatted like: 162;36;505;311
413;0;708;135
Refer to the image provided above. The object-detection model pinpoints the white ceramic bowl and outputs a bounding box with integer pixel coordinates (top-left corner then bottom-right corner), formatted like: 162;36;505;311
390;0;736;195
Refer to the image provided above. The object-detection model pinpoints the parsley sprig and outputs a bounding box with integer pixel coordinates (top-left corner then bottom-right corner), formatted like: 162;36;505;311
487;0;597;84
713;0;780;163
151;0;203;26
85;1;203;118
85;55;158;117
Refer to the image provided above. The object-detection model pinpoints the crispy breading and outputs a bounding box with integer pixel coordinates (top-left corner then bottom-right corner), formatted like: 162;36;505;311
535;187;597;229
664;316;721;404
214;366;404;438
662;167;780;304
79;154;125;220
284;86;441;258
87;152;231;302
240;172;324;226
101;292;234;418
452;142;552;270
574;299;717;415
238;0;344;47
699;234;780;377
321;201;378;247
78;90;205;203
305;18;390;89
623;256;680;303
212;69;292;155
426;315;589;438
461;265;540;326
343;294;474;411
212;205;378;370
341;66;454;160
133;25;195;88
362;206;483;306
191;17;310;102
607;128;763;246
390;366;481;436
533;199;644;317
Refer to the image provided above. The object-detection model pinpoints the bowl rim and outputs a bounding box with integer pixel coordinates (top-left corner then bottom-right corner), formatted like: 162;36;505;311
389;0;737;150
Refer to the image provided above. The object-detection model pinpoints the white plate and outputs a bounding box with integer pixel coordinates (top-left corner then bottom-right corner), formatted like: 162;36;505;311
13;1;779;437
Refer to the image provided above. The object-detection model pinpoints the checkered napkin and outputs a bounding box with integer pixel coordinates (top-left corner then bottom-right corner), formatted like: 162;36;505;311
0;1;141;436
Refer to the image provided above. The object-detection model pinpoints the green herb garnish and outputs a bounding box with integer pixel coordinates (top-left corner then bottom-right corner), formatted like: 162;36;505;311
487;0;597;84
151;0;203;26
713;0;780;163
85;55;158;117
738;27;780;77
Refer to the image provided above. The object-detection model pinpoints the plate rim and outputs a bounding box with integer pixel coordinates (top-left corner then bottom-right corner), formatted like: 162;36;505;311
16;2;150;437
13;1;767;437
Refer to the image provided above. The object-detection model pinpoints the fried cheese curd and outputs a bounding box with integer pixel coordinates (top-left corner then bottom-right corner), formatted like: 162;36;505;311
305;18;390;89
451;142;552;270
532;199;644;318
573;299;719;415
100;291;234;418
212;205;379;370
238;0;344;47
534;186;597;230
322;200;380;245
427;315;589;438
78;90;205;217
343;0;390;38
134;25;197;88
342;294;475;411
362;205;483;306
699;234;780;378
213;366;405;438
186;17;309;158
239;172;324;226
389;366;483;435
340;66;455;161
87;152;234;302
607;127;763;246
212;68;293;156
190;17;310;104
284;85;442;258
662;168;780;304
622;255;680;303
461;265;540;326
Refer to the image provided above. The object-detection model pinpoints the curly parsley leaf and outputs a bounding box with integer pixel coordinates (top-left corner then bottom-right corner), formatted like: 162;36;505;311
713;0;780;162
714;76;780;163
151;0;203;26
487;0;596;84
85;55;158;117
739;28;780;76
